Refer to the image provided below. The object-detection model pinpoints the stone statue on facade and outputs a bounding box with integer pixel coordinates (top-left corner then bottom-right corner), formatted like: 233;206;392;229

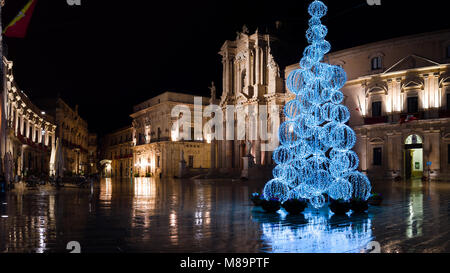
209;81;216;101
246;140;255;167
242;25;249;34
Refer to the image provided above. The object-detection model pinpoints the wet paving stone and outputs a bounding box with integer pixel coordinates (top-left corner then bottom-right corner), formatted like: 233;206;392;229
0;178;449;253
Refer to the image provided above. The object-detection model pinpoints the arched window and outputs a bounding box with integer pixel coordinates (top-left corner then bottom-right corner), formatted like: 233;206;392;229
405;135;423;145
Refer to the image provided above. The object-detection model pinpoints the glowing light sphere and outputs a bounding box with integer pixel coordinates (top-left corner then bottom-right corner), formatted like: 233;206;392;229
284;100;302;120
331;105;351;124
273;164;287;179
264;179;290;203
321;102;335;122
329;66;347;90
345;172;372;201
287;69;308;95
306;104;325;126
315;40;331;55
304;45;323;63
308;17;321;27
329;150;359;178
329;125;357;152
327;178;353;201
305;170;331;194
308;0;328;18
261;0;371;209
273;146;294;165
331;91;344;104
279;121;301;147
306;25;328;50
310;195;326;209
293;142;309;159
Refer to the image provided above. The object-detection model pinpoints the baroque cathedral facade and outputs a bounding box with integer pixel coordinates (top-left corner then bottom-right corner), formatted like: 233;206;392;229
213;29;292;177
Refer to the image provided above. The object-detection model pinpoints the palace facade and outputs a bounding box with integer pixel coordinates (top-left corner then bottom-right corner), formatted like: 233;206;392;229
131;92;211;178
1;57;57;176
36;98;91;175
101;126;133;178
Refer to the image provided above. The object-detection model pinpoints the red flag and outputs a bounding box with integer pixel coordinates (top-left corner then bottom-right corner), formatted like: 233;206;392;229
3;0;38;38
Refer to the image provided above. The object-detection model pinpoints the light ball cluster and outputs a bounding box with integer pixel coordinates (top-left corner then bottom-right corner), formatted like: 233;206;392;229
263;0;372;209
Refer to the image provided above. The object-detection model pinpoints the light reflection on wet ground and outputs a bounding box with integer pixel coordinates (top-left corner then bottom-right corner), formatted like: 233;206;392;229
0;178;449;253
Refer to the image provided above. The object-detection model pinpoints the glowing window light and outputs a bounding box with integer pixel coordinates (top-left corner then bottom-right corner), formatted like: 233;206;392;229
262;0;372;209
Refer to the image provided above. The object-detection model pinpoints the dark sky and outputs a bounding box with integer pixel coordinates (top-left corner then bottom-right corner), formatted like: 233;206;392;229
2;0;449;136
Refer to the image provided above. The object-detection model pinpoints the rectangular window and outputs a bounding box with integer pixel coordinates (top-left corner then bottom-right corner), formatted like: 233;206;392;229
371;57;382;70
407;97;419;114
373;147;382;166
157;156;160;168
372;101;382;117
189;156;194;168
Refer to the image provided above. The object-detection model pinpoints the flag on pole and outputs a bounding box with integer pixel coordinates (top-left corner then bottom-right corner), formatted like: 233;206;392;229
3;0;38;38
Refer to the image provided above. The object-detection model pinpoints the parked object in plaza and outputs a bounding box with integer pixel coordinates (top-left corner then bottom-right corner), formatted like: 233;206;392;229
282;199;308;215
329;199;351;215
250;193;264;206
351;199;369;213
368;193;383;206
261;199;281;213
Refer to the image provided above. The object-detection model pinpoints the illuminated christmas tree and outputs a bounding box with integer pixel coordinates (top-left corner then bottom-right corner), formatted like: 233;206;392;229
263;0;372;209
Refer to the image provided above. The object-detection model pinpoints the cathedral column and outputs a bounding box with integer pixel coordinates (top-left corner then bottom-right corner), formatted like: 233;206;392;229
255;110;261;166
255;46;260;85
246;50;251;88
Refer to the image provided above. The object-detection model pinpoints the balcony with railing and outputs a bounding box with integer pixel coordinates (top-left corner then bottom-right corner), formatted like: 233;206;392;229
364;116;388;125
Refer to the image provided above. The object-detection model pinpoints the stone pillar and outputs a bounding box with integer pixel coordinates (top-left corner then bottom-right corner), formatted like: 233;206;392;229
234;139;240;169
246;50;251;88
255;46;260;85
259;48;265;85
432;73;440;108
255;140;261;166
226;140;233;169
210;139;216;170
423;74;430;110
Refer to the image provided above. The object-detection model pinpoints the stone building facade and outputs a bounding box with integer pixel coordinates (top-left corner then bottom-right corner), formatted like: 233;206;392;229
36;98;90;175
285;29;450;180
131;92;211;178
87;133;99;174
2;57;57;176
214;30;291;176
101;126;133;178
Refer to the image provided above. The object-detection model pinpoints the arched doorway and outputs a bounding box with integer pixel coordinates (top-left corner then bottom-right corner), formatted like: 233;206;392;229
404;135;423;179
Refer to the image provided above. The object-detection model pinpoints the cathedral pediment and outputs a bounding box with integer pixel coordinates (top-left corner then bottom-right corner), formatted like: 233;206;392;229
384;55;440;74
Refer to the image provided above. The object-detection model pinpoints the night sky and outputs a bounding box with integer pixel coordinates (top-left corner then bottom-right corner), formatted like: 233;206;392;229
2;0;449;136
